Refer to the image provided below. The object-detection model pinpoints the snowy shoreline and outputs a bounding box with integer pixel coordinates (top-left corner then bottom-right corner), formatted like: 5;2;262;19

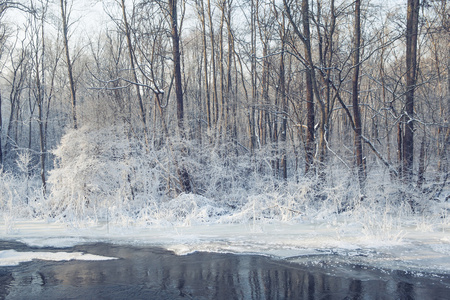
1;219;449;275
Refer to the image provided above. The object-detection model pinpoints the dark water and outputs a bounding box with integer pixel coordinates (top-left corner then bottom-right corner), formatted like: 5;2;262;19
0;241;449;299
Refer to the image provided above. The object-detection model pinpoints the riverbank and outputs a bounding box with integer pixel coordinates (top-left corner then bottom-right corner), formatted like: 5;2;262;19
1;219;449;275
1;240;450;299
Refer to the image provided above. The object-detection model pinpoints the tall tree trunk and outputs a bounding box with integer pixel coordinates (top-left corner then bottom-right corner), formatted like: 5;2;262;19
256;0;269;148
436;19;449;179
37;74;46;194
0;89;2;167
301;0;315;174
397;122;403;171
315;0;336;174
352;0;365;191
250;0;257;152
403;0;419;182
207;0;218;126
196;0;211;131
35;13;47;195
279;12;287;180
379;34;393;178
284;0;316;173
60;0;77;129
260;41;268;147
169;0;191;193
416;133;426;189
120;0;147;141
219;0;226;140
169;0;184;134
226;0;237;145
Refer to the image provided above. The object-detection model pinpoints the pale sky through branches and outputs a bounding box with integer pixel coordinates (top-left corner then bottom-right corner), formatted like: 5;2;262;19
3;0;407;47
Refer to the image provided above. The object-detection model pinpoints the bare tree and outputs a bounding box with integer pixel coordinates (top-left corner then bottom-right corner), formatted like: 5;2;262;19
120;0;148;143
0;9;5;166
168;0;184;132
3;33;28;158
30;0;50;194
206;0;218;128
0;0;11;167
0;1;37;169
284;0;316;174
168;0;191;192
0;89;3;166
402;0;420;182
273;1;287;180
59;0;77;129
194;0;211;131
352;0;365;191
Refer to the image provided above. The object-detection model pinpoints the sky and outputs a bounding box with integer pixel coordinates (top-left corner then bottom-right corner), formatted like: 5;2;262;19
2;0;408;42
3;0;109;40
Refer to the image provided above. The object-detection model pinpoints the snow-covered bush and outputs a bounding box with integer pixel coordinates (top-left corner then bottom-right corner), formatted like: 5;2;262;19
0;162;46;226
41;120;449;235
47;124;163;221
156;194;225;226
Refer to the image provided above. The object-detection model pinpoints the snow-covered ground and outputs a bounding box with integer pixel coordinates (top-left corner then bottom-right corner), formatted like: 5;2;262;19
1;124;448;274
1;217;449;275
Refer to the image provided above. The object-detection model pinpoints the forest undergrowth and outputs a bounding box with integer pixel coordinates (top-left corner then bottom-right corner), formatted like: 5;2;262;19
0;124;449;241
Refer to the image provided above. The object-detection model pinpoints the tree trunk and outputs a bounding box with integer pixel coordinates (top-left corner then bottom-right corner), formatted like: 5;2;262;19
0;89;2;167
169;0;191;193
315;0;336;174
60;0;77;130
35;38;46;195
169;0;184;134
403;0;419;182
279;14;287;180
38;4;48;195
219;0;226;140
397;122;403;172
37;88;46;194
207;0;218;127
260;40;268;147
417;133;426;189
226;0;237;146
196;0;211;131
352;0;365;191
379;35;394;178
120;0;147;141
283;0;316;174
250;0;257;152
302;0;315;174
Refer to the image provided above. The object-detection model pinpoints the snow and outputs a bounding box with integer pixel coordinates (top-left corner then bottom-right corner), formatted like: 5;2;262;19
1;217;449;274
1;124;449;273
0;249;117;267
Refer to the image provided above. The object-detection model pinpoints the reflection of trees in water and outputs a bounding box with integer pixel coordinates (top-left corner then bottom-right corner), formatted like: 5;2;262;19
1;244;449;299
101;251;385;299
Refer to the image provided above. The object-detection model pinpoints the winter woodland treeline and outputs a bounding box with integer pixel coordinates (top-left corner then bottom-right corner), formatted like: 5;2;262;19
0;0;448;222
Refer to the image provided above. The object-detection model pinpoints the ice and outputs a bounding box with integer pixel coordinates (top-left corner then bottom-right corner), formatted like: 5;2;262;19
18;237;90;248
0;219;449;275
0;249;117;267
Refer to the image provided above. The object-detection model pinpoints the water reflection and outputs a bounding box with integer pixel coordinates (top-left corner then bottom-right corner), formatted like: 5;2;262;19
0;242;449;299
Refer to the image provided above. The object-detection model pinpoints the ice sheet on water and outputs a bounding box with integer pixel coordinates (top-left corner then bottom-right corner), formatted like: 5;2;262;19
0;215;449;275
0;249;117;266
18;237;89;248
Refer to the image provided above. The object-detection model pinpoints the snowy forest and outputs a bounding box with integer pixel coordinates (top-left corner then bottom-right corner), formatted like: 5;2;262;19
0;0;448;230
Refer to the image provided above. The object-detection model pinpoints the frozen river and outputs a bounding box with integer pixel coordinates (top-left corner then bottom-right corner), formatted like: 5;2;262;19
1;240;449;299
